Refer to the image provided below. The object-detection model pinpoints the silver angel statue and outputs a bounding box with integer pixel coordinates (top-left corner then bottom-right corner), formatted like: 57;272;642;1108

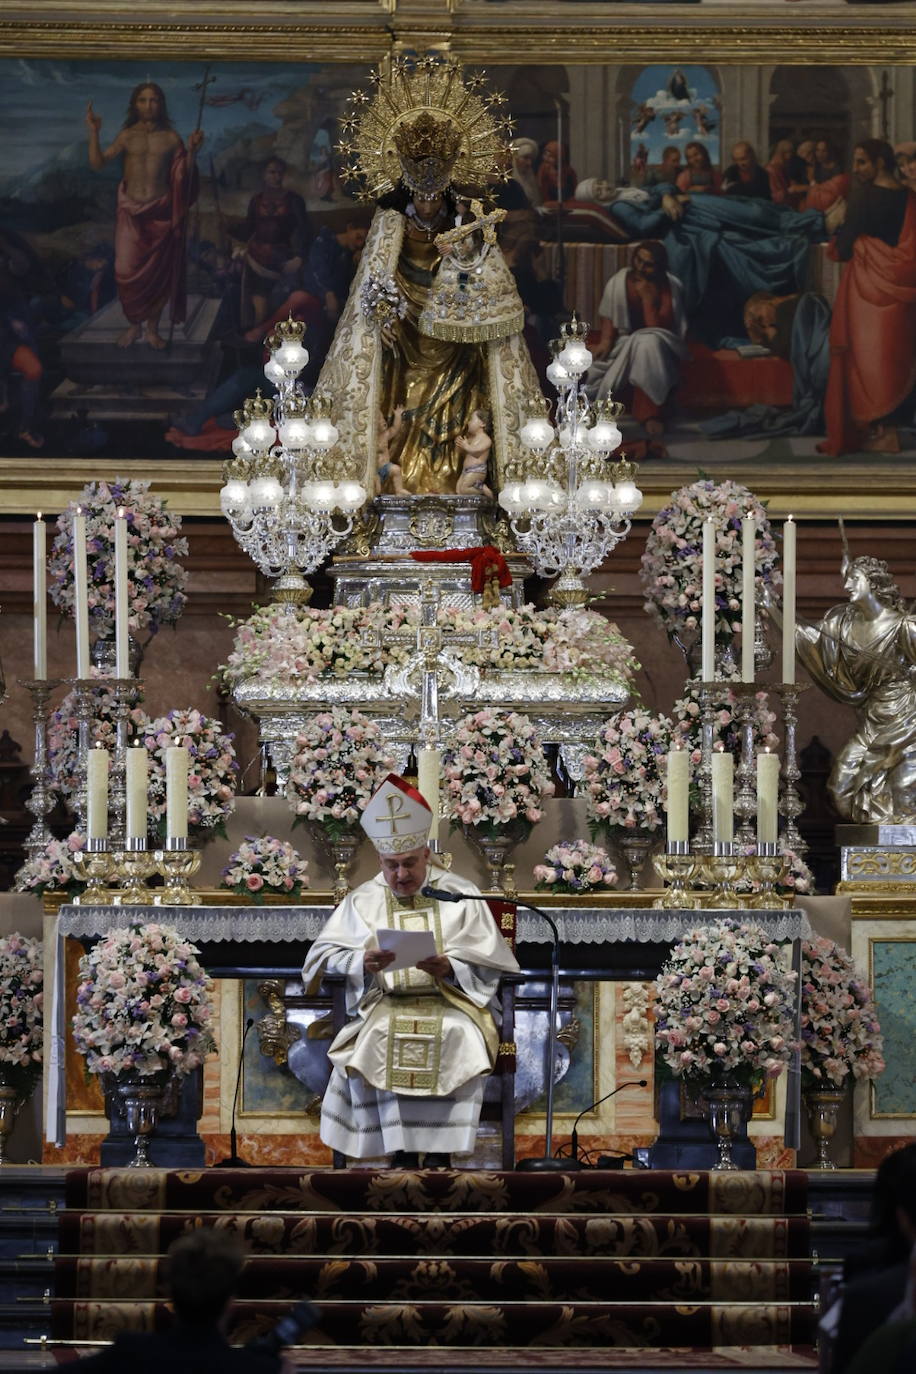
789;556;916;824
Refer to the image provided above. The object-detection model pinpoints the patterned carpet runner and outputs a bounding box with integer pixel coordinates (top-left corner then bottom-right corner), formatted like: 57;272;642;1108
52;1167;818;1364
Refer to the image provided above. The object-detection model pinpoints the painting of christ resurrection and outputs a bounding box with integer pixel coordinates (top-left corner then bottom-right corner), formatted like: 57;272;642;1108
0;55;914;487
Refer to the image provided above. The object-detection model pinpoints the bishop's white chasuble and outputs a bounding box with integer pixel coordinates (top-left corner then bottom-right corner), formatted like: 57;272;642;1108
302;866;519;1159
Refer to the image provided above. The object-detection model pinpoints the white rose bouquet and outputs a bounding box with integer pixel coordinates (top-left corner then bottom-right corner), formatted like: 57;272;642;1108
800;937;885;1089
14;833;86;898
654;919;797;1091
72;923;215;1078
583;709;674;837
221;836;310;902
533;839;618;894
443;709;554;839
287;707;396;840
49;478;188;640
143;708;238;838
639;478;780;657
0;934;44;1104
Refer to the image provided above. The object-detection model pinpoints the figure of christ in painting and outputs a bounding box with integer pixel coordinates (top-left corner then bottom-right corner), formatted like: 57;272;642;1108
314;59;539;498
584;239;687;455
86;82;202;349
819;139;916;456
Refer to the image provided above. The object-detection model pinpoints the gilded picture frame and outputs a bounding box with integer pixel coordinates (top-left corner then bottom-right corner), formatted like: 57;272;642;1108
1;14;916;517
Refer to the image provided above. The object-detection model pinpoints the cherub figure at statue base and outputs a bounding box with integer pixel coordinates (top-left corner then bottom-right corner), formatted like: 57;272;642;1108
454;408;494;499
375;406;406;496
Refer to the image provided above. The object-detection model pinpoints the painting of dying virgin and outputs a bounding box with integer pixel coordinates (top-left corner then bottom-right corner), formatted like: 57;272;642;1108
0;56;914;480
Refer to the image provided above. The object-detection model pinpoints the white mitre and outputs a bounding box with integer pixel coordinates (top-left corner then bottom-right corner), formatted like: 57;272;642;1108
360;773;433;855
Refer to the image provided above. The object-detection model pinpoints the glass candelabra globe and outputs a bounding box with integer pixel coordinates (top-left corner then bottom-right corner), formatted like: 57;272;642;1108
222;328;368;591
520;416;555;451
557;338;592;376
587;419;622;452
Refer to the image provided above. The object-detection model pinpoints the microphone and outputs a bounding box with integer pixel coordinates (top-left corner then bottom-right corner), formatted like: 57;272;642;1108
216;1016;255;1168
569;1079;648;1168
421;884;463;902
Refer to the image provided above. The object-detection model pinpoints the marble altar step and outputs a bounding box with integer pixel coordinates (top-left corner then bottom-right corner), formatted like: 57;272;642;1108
53;1297;817;1349
57;1208;810;1259
61;1166;810;1216
0;1169;65;1352
53;1253;815;1303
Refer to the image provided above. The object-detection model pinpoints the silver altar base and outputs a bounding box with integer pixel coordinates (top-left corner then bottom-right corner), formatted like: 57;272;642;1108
838;823;916;886
233;670;628;792
330;493;531;611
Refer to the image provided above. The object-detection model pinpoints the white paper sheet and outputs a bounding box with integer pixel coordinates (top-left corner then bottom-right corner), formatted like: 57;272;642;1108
375;927;438;971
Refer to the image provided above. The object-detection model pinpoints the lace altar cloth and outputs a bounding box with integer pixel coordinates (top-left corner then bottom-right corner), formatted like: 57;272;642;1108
48;903;809;1149
57;904;810;945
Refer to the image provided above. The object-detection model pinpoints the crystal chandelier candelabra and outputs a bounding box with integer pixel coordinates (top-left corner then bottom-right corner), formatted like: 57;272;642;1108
499;317;642;606
219;317;367;603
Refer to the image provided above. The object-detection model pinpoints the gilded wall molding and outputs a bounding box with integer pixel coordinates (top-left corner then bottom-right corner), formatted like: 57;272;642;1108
2;20;916;64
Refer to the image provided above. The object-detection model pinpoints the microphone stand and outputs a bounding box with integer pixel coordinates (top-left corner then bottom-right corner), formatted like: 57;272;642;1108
420;886;564;1171
568;1079;649;1169
216;1016;255;1167
511;898;566;1172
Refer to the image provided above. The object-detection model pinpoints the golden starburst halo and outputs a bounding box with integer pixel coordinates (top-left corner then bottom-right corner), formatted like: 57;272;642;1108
336;55;512;204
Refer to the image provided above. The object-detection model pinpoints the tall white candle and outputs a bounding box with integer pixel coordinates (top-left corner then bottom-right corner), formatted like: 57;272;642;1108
701;516;716;681
782;516;796;685
33;513;47;680
73;507;90;679
417;746;440;846
114;507;129;679
666;748;690;846
711;747;734;845
741;512;755;683
86;744;109;840
126;745;148;842
756;748;780;846
165;746;189;840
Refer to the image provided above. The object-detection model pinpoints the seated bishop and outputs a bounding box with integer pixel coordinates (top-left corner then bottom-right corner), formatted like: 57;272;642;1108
302;773;520;1169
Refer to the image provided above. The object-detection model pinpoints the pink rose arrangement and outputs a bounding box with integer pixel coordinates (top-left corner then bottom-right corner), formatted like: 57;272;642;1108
48;676;144;806
143;708;238;838
735;844;815;898
221;836;310;903
287;707;395;840
655;919;797;1090
14;833;86;898
441;604;637;685
534;839;618;894
72;923;216;1078
0;933;44;1105
442;709;554;840
583;709;674;837
49;478;188;640
639;479;780;655
800;937;885;1089
220;600;637;690
672;674;778;769
220;601;414;689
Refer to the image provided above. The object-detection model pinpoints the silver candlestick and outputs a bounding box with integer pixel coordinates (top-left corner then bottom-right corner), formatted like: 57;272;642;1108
107;677;143;850
775;682;809;858
730;683;766;848
694;683;717;854
69;677;97;835
21;678;62;856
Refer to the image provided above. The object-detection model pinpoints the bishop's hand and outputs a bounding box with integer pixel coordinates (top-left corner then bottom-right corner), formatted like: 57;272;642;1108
364;949;396;976
416;954;453;980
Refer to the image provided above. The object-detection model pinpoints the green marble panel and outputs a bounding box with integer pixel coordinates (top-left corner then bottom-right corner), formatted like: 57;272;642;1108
872;939;916;1118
